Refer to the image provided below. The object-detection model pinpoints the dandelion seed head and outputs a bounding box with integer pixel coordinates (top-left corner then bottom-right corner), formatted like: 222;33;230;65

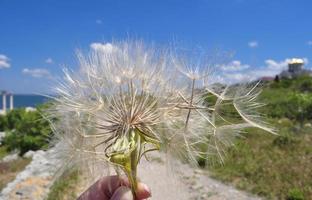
47;40;274;191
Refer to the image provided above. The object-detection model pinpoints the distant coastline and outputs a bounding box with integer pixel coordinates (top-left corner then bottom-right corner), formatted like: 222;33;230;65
0;94;50;108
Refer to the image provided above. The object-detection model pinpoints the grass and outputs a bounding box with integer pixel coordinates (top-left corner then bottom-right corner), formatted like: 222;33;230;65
203;78;312;199
46;170;80;200
0;146;9;160
207;119;312;199
0;158;31;190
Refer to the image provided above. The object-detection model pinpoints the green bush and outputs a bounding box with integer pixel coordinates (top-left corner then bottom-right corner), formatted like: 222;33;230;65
273;135;298;148
260;77;312;121
6;108;26;130
0;115;8;131
2;106;52;155
287;188;305;200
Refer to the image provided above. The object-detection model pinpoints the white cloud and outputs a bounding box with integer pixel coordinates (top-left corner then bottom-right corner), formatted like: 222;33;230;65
264;59;288;70
307;41;312;46
90;42;117;54
224;72;250;83
248;41;258;48
22;68;52;78
0;54;11;69
265;58;308;70
217;58;309;84
45;57;53;64
96;19;102;24
219;60;250;71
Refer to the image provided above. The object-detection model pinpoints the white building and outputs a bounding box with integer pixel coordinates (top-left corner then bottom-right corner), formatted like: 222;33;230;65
280;58;312;79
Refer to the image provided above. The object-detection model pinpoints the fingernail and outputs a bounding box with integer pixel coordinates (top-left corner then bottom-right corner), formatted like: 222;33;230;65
142;183;151;194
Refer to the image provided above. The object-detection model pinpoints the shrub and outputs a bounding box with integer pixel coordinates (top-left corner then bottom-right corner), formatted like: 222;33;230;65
0;115;8;131
6;108;26;130
261;89;312;121
272;134;298;148
2;106;52;155
287;188;305;200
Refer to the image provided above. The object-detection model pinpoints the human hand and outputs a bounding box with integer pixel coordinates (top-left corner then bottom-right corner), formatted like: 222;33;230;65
77;175;151;200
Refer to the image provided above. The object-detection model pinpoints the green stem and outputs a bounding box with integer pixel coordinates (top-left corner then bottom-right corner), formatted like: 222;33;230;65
109;129;160;199
124;129;141;198
124;163;138;199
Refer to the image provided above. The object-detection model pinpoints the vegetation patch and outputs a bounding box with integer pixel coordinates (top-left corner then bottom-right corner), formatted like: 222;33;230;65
46;170;80;200
0;146;9;160
0;158;31;190
207;77;312;199
1;104;52;155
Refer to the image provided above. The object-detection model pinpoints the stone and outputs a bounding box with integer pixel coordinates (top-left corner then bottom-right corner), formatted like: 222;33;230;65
0;145;62;200
2;153;19;162
23;151;35;159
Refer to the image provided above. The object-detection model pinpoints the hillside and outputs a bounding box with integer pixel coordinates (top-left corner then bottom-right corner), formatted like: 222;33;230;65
208;76;312;200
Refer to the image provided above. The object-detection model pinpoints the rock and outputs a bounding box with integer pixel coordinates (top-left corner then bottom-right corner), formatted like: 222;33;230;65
25;107;36;112
200;193;208;199
0;145;62;200
9;177;51;200
0;132;6;145
23;151;36;159
2;153;19;162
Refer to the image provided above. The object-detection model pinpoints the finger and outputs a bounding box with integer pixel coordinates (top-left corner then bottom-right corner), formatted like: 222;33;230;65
77;175;151;200
101;176;151;200
111;186;133;200
117;178;151;199
99;175;127;198
78;175;124;200
135;182;151;200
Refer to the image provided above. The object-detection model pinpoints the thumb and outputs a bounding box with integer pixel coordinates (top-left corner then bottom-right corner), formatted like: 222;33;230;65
110;186;134;200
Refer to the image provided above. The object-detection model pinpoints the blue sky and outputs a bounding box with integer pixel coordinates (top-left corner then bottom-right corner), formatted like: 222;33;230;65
1;0;312;93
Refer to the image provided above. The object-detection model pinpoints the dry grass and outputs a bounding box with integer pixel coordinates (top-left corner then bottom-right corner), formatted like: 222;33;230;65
0;158;31;190
46;170;80;200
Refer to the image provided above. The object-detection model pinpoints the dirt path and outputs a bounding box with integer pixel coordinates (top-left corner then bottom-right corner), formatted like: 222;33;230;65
137;153;261;200
0;149;261;200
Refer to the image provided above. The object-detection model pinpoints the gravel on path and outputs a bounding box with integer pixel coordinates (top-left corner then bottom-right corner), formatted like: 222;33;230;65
137;153;261;200
0;147;61;200
0;148;261;200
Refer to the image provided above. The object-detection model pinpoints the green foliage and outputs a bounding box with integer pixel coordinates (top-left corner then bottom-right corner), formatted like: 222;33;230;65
0;146;8;159
209;124;312;199
260;76;312;120
0;115;8;131
2;105;52;155
287;188;305;200
207;76;312;199
6;109;26;130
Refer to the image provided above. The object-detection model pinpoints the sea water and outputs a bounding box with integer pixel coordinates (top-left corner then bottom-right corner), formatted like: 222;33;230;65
0;94;49;108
